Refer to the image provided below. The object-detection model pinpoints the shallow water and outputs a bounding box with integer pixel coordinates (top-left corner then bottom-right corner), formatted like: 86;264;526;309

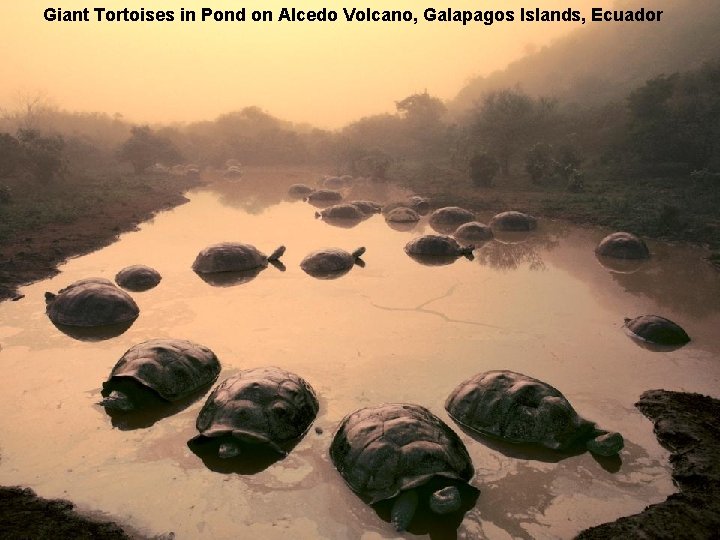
1;167;719;539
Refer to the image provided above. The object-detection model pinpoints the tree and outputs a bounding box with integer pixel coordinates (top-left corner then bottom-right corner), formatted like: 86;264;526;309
469;152;499;187
0;133;22;177
472;89;556;176
16;129;66;182
395;91;449;158
525;143;554;184
117;126;182;174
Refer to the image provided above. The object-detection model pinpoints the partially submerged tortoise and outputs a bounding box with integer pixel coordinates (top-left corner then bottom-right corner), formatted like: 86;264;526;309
306;189;343;206
300;247;366;278
445;370;623;457
189;367;319;458
192;242;285;274
315;203;367;221
596;232;650;259
405;235;474;263
330;403;476;532
100;339;221;411
454;222;494;243
408;195;431;215
429;207;475;233
115;265;162;292
288;183;315;198
349;200;382;215
624;315;690;346
489;211;537;232
385;207;420;223
45;278;139;327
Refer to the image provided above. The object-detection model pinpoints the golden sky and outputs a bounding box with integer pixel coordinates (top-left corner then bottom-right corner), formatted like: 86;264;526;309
2;1;585;128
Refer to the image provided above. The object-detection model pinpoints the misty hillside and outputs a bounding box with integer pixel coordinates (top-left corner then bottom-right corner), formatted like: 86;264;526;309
450;0;720;113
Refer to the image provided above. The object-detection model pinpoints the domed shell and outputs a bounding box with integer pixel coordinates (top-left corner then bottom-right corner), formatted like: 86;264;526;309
330;403;474;504
385;207;420;223
288;183;315;197
404;235;471;257
350;200;382;215
115;265;162;292
454;222;493;243
429;207;475;233
408;196;430;215
624;315;690;346
192;242;280;273
101;339;221;402
316;203;366;221
190;367;319;454
46;278;139;327
596;232;650;259
306;189;343;204
489;211;537;231
300;247;365;278
446;370;596;450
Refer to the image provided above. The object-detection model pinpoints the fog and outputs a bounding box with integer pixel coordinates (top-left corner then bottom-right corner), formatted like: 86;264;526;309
1;0;585;128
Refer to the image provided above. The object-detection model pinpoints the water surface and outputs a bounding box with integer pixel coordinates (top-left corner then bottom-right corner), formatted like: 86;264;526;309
1;167;718;539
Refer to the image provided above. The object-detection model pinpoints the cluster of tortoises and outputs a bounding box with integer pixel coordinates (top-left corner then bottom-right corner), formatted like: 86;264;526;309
39;174;694;533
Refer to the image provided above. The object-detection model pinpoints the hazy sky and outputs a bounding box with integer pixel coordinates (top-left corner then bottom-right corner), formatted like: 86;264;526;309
1;1;585;128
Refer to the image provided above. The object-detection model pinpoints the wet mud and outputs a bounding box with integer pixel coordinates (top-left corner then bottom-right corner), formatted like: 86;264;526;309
577;389;720;539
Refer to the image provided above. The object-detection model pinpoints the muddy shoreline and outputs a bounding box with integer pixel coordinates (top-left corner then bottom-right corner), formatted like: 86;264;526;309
0;172;718;537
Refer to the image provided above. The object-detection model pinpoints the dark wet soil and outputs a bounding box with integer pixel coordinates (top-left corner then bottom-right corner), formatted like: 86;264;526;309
0;174;198;302
0;487;131;539
577;389;720;539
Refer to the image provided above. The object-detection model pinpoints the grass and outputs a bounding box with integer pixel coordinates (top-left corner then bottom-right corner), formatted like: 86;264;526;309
387;161;720;249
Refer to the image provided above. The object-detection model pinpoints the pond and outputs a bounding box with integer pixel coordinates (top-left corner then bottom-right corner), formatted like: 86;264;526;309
0;167;718;539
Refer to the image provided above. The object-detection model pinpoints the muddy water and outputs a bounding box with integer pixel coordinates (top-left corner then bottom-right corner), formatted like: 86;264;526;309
0;167;719;539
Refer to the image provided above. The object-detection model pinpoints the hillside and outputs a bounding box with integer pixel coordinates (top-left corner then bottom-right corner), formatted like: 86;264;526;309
450;0;720;113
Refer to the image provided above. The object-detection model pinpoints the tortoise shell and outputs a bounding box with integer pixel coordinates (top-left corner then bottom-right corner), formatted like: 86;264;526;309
306;189;343;204
489;211;537;232
329;403;474;504
300;248;365;278
454;222;494;243
596;232;650;259
385;207;420;223
445;370;595;450
317;204;366;221
115;265;162;292
46;278;139;327
349;200;382;215
190;367;319;454
429;207;475;233
288;183;315;197
404;235;471;257
624;315;690;346
101;339;221;402
192;242;276;273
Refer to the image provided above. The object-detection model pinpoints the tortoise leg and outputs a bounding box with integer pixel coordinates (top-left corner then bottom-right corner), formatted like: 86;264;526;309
99;391;133;411
390;490;418;532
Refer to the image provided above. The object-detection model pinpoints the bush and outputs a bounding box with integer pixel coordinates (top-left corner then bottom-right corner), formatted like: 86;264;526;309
469;152;499;187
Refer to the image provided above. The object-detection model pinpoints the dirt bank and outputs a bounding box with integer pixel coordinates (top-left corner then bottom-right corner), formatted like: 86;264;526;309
577;389;720;539
0;173;199;302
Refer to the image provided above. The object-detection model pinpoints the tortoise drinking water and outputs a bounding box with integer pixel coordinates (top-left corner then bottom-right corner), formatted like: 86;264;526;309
429;206;475;234
623;315;690;346
45;278;139;327
330;403;477;532
100;339;221;411
192;242;285;274
445;370;623;457
189;367;319;458
300;247;366;279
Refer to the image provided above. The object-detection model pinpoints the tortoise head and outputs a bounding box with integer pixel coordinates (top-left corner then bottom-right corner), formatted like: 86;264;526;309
268;245;286;262
352;247;366;260
586;430;624;457
99;390;134;412
429;485;462;514
44;291;56;304
314;211;321;219
460;245;475;259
